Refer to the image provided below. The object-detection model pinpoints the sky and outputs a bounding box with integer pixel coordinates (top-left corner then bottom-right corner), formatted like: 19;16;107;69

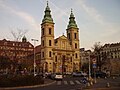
0;0;120;50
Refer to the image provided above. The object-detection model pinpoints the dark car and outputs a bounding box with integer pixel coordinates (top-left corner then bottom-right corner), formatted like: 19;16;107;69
72;72;83;77
92;71;107;78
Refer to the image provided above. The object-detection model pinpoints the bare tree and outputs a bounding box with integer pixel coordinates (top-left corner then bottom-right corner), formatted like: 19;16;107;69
10;28;28;73
11;28;28;41
92;42;103;71
92;42;102;52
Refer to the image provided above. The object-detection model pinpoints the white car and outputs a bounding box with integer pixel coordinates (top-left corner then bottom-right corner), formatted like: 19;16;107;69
51;73;63;80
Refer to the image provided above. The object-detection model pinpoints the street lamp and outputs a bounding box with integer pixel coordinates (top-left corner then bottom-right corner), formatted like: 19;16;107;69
88;54;91;79
31;39;38;76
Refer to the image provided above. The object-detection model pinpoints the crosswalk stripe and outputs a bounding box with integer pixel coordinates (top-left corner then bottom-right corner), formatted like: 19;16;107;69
56;80;81;85
70;81;75;85
75;80;81;84
57;81;61;85
64;81;68;85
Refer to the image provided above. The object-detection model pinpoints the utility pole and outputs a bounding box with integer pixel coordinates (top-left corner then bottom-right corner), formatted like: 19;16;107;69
31;39;38;76
89;54;91;79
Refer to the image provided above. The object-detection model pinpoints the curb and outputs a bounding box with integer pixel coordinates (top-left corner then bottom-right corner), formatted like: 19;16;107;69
85;87;120;90
0;80;56;90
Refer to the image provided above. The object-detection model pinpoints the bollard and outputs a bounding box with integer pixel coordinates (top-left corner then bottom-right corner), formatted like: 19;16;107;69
90;81;93;85
106;82;110;88
98;76;100;79
93;79;97;83
88;77;93;85
87;82;91;87
113;76;115;79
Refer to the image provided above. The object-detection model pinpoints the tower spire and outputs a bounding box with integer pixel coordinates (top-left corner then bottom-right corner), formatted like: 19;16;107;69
42;1;54;24
47;1;48;6
71;8;73;14
67;9;78;29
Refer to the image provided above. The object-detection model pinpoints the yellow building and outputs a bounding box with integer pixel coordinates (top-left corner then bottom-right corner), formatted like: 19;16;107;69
40;2;80;73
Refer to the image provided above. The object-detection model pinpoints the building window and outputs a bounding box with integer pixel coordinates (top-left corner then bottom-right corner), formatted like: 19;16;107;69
42;52;44;57
68;33;70;39
49;28;52;35
55;56;57;62
42;40;44;46
42;28;44;35
70;57;72;62
75;53;78;58
49;40;52;46
74;33;77;39
49;51;52;57
75;43;77;49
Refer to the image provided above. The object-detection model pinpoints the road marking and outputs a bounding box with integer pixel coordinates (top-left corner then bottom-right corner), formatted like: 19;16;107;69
57;81;61;85
70;81;75;85
75;80;81;84
70;89;75;90
64;81;68;85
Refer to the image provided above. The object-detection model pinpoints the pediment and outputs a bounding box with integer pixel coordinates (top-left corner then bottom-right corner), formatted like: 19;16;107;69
58;35;68;40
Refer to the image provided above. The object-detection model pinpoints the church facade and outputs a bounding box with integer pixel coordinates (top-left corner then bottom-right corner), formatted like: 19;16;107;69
40;2;80;73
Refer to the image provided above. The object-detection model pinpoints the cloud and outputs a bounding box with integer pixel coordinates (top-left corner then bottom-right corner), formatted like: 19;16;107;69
16;12;39;30
0;1;39;30
76;0;120;36
75;0;120;49
101;23;120;38
76;0;104;25
49;1;69;23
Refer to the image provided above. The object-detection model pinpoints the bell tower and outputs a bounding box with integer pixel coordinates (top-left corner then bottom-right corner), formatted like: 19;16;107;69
41;1;54;73
66;9;80;71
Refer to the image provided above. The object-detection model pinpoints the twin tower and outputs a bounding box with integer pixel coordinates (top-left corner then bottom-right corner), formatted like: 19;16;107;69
40;2;80;73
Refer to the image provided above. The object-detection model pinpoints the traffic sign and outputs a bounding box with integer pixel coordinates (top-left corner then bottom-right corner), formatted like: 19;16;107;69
93;63;97;68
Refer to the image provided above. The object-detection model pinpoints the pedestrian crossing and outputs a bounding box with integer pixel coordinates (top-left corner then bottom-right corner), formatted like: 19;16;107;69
56;80;82;85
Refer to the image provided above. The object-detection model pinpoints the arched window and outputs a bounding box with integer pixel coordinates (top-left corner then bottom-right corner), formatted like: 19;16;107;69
49;51;52;57
42;40;44;46
75;43;77;49
68;33;70;39
74;33;77;39
55;56;57;62
42;52;44;58
75;53;78;58
49;40;52;46
42;28;44;35
49;28;52;35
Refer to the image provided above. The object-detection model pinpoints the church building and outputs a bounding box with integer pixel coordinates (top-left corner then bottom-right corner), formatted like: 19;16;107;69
40;2;80;73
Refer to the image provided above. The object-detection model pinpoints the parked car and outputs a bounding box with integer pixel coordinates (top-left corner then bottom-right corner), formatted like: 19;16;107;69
72;72;83;77
51;73;63;80
91;71;107;78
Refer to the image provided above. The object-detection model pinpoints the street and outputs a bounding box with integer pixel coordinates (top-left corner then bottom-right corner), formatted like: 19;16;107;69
17;76;85;90
16;76;120;90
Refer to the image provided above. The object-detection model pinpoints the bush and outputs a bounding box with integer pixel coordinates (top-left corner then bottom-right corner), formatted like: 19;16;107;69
0;75;44;87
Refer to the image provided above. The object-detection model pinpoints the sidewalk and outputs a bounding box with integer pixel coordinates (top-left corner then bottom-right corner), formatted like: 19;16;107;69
85;77;120;90
0;78;56;90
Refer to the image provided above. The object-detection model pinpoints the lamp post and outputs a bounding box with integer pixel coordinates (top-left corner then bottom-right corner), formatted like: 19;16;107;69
88;54;91;79
88;53;93;86
31;39;38;76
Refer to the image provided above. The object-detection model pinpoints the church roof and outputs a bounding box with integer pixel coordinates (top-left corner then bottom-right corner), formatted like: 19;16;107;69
42;1;54;24
67;9;78;29
55;34;68;41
